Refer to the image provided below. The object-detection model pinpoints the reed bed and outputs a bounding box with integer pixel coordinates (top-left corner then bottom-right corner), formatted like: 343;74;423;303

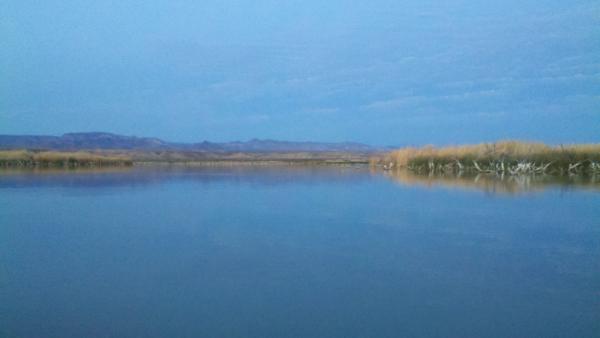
0;150;133;168
371;141;600;175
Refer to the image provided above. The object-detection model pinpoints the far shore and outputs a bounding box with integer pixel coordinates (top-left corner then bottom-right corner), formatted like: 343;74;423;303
3;141;600;176
0;149;371;169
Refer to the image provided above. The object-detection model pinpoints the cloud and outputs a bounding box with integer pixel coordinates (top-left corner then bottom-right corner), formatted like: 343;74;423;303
361;96;427;111
299;107;340;116
361;89;502;112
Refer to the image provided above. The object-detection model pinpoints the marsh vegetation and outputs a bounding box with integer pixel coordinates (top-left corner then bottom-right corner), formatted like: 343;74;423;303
372;141;600;175
0;150;133;168
0;149;369;168
129;151;370;166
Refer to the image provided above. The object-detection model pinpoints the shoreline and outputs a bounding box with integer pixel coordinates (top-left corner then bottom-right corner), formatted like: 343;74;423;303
0;149;371;169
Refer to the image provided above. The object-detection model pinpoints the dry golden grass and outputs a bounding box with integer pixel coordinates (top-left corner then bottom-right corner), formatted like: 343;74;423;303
0;150;31;160
1;149;369;168
0;150;133;167
372;141;600;174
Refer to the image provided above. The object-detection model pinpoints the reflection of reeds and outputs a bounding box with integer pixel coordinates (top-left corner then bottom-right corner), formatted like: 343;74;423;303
371;141;600;175
379;169;600;195
0;150;133;168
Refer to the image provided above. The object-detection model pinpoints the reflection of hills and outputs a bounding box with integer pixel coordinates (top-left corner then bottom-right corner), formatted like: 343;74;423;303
381;169;600;194
0;166;373;189
4;167;599;194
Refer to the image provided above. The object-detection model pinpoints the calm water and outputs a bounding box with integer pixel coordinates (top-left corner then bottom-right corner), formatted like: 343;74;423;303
1;167;599;338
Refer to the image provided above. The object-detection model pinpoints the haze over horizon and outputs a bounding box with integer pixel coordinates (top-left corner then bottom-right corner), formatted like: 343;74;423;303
2;0;599;146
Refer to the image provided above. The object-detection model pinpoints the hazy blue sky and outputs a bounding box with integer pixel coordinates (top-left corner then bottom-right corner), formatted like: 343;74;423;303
2;0;599;145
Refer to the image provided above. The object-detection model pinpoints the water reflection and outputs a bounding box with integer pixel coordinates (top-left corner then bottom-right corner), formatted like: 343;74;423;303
2;166;600;194
0;165;372;189
381;169;600;194
2;165;600;338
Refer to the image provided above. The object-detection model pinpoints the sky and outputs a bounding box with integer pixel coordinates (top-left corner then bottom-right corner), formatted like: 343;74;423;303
1;0;599;146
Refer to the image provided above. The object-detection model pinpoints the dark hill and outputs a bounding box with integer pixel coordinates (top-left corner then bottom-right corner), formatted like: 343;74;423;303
0;132;379;153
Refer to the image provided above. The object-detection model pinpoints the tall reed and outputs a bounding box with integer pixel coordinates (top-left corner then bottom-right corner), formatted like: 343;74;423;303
371;141;600;175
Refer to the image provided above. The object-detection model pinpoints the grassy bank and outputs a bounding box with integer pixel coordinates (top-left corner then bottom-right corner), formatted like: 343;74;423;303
128;150;370;165
0;149;369;168
371;141;600;175
0;150;133;168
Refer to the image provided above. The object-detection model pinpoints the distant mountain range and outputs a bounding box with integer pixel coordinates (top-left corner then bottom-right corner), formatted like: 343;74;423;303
0;132;381;153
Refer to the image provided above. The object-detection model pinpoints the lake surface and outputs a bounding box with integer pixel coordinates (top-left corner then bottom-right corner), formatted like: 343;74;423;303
1;167;599;338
